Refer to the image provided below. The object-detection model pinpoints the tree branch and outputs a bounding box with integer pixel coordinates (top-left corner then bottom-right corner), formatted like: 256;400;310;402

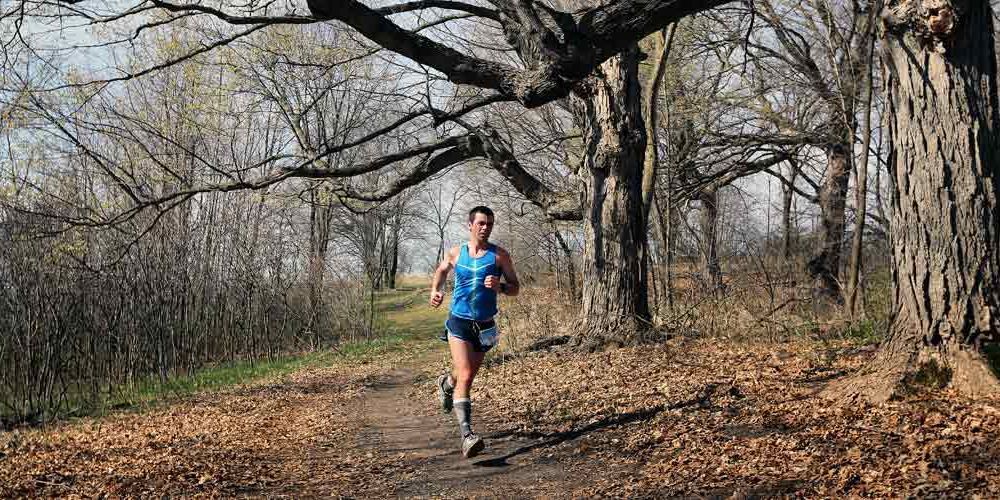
336;139;481;201
305;0;732;107
307;0;526;100
286;134;469;178
43;23;268;91
472;127;582;220
375;1;501;22
148;1;317;25
674;150;791;202
762;167;819;203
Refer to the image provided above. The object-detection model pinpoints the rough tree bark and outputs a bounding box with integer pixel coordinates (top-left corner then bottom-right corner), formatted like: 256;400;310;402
307;0;731;108
831;0;1000;401
807;141;851;306
571;47;651;346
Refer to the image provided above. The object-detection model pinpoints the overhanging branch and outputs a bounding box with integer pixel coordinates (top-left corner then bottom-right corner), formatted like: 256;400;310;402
304;0;733;107
336;138;482;202
375;1;501;22
54;0;737;107
472;127;582;220
148;1;317;25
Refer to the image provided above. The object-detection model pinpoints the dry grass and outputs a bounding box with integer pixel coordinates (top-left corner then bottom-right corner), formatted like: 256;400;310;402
0;339;434;497
9;270;970;499
655;265;891;347
473;284;1000;497
494;287;578;352
489;264;890;349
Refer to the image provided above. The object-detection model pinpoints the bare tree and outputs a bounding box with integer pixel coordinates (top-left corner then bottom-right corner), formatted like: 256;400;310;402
712;0;880;304
5;0;996;369
844;13;879;317
420;183;467;269
3;0;739;346
650;20;792;294
0;20;379;423
833;0;1000;401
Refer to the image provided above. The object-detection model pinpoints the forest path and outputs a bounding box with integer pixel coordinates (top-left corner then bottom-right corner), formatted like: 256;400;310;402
0;342;589;498
348;283;590;496
1;283;606;498
11;297;1000;497
354;362;575;498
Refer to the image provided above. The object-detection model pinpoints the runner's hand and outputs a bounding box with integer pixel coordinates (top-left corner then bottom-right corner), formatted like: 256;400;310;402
484;275;499;290
429;290;444;308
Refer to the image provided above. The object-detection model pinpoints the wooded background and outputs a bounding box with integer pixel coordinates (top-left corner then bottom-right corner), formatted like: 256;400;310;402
2;0;999;425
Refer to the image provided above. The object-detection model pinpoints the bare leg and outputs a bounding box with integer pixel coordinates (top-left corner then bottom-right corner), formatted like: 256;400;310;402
447;336;486;455
448;337;485;399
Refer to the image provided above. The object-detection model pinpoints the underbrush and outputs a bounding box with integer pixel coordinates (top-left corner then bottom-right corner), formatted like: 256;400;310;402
475;273;1000;497
2;284;441;430
492;266;893;350
495;287;578;353
661;267;892;346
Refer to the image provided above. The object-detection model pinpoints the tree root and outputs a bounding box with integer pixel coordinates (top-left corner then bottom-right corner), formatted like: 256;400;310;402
570;317;670;352
823;342;1000;404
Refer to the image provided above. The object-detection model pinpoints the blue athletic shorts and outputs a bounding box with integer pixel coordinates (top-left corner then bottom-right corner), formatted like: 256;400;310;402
439;314;499;353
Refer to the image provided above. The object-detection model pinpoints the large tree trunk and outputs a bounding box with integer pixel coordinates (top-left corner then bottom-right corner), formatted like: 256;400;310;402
807;141;851;306
832;0;1000;401
573;47;651;346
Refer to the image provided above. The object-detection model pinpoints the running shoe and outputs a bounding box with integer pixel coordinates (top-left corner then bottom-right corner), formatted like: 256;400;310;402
437;374;454;413
462;432;485;458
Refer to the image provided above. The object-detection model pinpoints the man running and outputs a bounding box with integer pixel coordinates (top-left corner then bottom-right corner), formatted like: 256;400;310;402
429;205;520;458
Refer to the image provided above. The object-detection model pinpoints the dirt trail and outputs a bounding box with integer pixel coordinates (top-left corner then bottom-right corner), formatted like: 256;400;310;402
17;334;1000;497
358;366;576;498
0;345;592;498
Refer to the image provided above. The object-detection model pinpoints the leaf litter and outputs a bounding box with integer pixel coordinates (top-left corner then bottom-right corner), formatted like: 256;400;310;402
0;350;416;498
4;302;1000;498
473;336;1000;497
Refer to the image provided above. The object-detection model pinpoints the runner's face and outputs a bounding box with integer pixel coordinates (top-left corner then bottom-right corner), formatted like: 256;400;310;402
469;213;493;243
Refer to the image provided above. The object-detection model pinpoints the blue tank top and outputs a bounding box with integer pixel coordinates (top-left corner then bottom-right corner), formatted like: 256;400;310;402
451;243;500;321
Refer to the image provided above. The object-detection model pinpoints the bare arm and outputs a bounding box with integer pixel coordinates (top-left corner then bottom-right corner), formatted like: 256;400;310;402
429;246;458;307
497;248;520;297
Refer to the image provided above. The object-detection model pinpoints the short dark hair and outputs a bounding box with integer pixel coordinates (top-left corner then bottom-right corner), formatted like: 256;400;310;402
468;206;494;222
